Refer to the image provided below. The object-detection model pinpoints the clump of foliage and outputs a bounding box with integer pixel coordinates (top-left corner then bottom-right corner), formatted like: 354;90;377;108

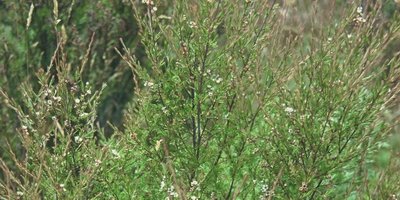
1;0;400;199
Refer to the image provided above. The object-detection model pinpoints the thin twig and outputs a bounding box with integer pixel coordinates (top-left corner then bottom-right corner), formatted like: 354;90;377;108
232;173;248;199
80;32;96;77
163;139;187;200
267;166;284;200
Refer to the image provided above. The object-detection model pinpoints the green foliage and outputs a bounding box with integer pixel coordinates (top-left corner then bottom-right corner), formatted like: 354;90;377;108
1;0;400;199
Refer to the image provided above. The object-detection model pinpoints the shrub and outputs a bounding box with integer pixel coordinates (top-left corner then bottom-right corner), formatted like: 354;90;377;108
1;0;400;199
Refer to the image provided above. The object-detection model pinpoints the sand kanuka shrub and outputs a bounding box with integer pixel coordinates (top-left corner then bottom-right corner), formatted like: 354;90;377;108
1;0;399;199
119;0;400;199
0;0;145;158
0;1;118;198
0;0;145;197
0;45;112;198
0;28;139;200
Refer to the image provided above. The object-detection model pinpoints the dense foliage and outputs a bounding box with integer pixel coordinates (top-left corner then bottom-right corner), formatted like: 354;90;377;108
1;0;400;199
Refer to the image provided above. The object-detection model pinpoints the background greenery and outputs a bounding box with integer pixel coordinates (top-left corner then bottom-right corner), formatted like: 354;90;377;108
1;0;400;199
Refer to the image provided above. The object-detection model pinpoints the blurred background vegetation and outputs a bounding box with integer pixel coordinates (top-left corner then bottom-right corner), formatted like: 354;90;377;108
0;0;150;181
0;0;399;190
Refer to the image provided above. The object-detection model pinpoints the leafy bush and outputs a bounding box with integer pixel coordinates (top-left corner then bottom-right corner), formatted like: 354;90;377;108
1;0;400;199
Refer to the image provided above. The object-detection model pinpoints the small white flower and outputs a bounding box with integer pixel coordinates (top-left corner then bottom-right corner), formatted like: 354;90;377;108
16;191;24;196
95;159;102;167
191;180;198;186
160;176;166;191
142;0;153;5
79;113;89;117
216;77;223;84
190;196;198;200
144;81;154;87
44;89;51;96
189;21;197;28
59;184;66;192
285;107;294;114
208;92;213;97
74;136;83;143
224;113;230;119
261;184;269;193
167;185;179;197
167;185;174;193
86;82;89;86
160;181;165;191
111;149;121;158
75;99;80;104
155;139;162;151
357;6;363;14
86;89;91;94
253;148;259;154
53;96;62;103
47;100;53;105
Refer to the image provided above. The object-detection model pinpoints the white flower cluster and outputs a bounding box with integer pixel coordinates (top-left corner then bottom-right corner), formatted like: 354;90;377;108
160;176;166;191
167;185;179;198
284;106;295;115
111;149;121;159
142;0;157;14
